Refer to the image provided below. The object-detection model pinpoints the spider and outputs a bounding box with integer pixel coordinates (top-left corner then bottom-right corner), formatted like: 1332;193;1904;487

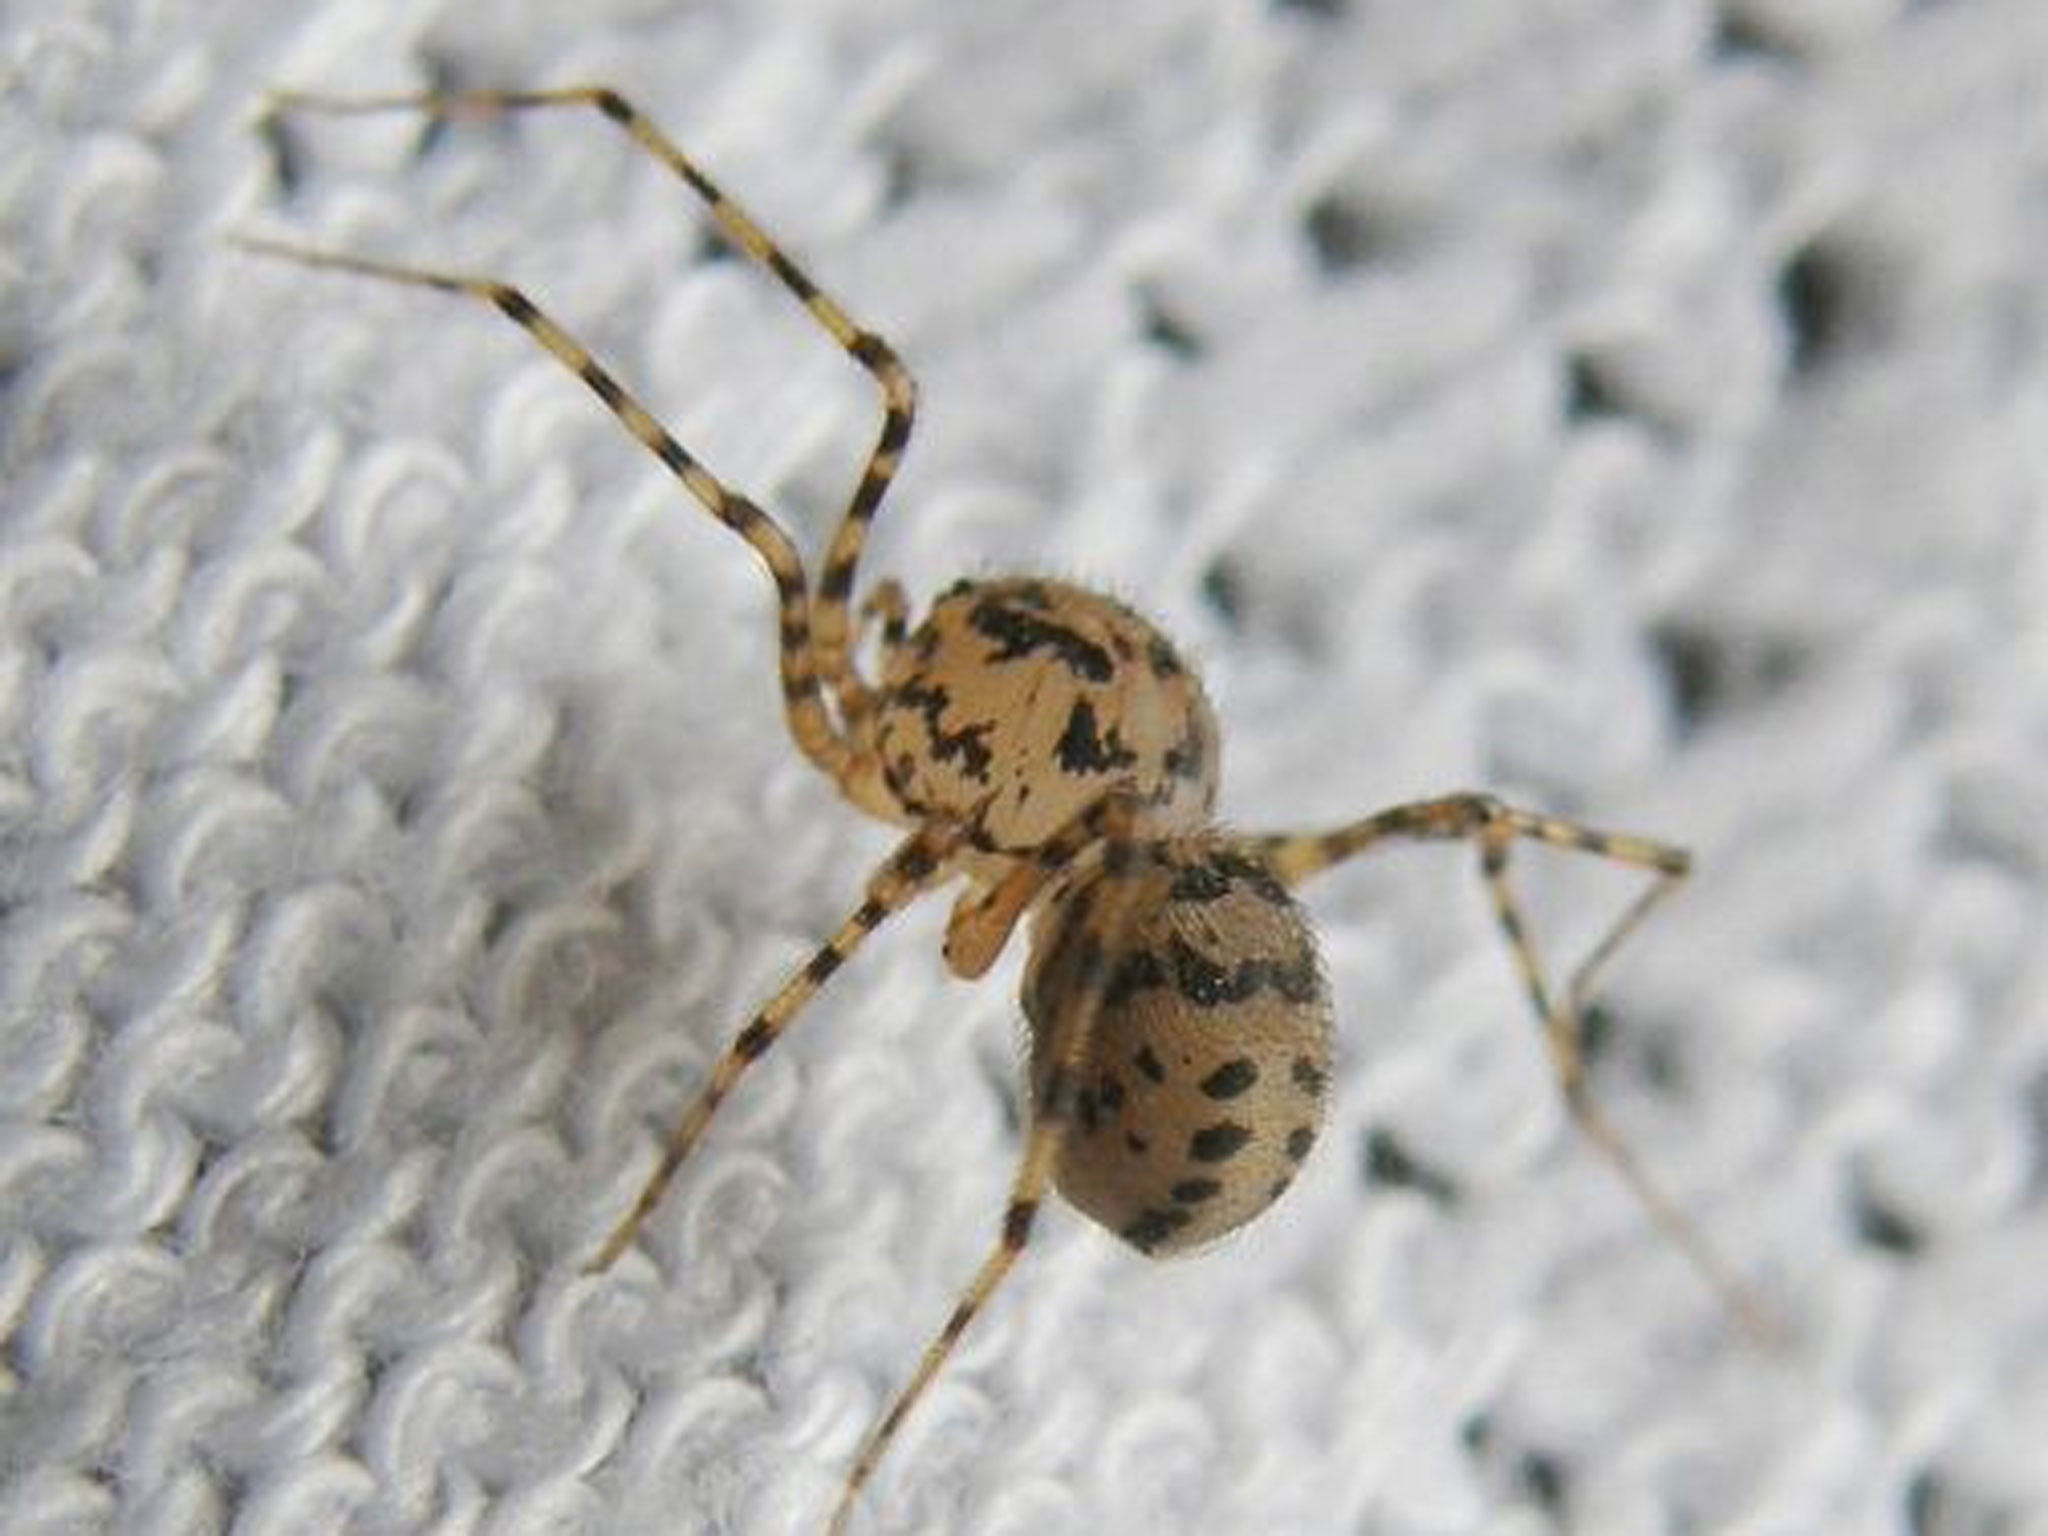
239;85;1766;1534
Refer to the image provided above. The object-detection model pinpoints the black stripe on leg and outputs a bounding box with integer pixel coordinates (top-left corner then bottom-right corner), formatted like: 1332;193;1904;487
1003;1198;1039;1249
875;1395;912;1441
1037;1063;1075;1122
817;557;857;602
490;286;540;324
723;495;770;538
892;840;940;883
938;1300;974;1346
873;409;912;457
580;364;629;412
650;433;698;478
766;246;820;302
1493;893;1527;947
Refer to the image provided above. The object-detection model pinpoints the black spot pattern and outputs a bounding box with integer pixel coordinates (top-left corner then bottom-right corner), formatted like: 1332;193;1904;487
1107;948;1168;1006
1056;699;1138;775
1190;1122;1252;1162
1123;1207;1192;1252
968;595;1114;681
1199;1060;1259;1099
1146;637;1184;677
1169;937;1322;1008
891;679;994;780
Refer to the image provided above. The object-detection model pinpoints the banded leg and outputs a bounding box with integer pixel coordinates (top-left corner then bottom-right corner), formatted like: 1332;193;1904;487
829;796;1148;1535
589;823;964;1273
258;86;918;728
232;227;864;791
1252;795;1772;1340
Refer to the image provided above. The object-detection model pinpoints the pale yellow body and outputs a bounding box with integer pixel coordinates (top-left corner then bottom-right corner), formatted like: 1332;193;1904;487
247;84;1748;1536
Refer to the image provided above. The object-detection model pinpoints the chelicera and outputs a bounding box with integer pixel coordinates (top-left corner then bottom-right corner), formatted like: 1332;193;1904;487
242;85;1764;1534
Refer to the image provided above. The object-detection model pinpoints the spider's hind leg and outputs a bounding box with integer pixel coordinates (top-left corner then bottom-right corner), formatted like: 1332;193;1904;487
1253;794;1774;1341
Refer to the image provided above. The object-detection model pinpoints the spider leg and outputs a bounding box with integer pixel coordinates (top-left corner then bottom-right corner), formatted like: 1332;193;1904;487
233;227;876;801
1250;794;1774;1342
588;822;964;1273
255;85;916;735
829;794;1145;1534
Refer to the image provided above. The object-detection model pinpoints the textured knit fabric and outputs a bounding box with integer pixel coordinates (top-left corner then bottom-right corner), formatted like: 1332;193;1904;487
6;2;2048;1533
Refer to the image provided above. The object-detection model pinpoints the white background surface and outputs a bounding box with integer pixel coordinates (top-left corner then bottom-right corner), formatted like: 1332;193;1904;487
6;1;2048;1532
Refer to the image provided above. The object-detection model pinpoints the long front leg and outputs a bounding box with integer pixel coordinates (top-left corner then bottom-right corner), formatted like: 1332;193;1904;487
1250;794;1773;1341
252;85;917;734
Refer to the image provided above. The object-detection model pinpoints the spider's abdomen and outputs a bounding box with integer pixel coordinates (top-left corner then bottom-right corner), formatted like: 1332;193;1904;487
873;578;1218;851
1022;838;1333;1256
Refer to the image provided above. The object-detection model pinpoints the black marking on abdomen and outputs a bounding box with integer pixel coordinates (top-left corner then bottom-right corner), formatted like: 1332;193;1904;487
1199;1059;1259;1099
1190;1122;1252;1162
1169;938;1323;1008
1122;1206;1192;1252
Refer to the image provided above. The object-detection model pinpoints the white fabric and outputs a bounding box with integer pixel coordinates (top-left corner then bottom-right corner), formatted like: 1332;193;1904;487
7;1;2048;1532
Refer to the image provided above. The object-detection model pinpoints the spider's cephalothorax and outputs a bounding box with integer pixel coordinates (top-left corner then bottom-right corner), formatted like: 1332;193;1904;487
247;83;1763;1536
873;576;1220;851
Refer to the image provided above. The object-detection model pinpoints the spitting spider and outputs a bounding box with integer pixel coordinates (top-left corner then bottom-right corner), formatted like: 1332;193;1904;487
239;85;1765;1534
